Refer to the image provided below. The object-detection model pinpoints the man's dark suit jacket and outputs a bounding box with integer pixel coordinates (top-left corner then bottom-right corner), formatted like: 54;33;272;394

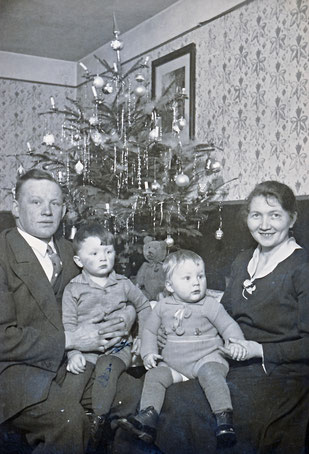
0;228;79;423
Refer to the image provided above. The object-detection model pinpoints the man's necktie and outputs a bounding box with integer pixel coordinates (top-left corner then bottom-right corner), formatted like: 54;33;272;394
47;245;62;286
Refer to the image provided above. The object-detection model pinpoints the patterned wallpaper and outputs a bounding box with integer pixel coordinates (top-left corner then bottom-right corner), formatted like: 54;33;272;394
0;0;308;210
131;0;308;200
0;80;75;210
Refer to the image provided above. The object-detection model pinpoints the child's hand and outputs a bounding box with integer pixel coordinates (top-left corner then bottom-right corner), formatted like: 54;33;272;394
227;342;247;361
131;337;141;355
66;352;86;374
143;353;163;370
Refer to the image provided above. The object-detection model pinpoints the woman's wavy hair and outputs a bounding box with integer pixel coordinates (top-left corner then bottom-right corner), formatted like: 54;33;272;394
243;180;297;221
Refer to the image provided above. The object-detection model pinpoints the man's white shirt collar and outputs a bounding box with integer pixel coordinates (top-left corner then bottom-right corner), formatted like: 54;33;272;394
17;228;56;281
17;228;55;256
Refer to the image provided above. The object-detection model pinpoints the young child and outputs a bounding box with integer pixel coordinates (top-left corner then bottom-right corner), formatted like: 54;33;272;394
118;249;247;446
62;223;151;446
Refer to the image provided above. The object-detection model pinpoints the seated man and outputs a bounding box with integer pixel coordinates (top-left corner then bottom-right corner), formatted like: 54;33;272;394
0;169;135;454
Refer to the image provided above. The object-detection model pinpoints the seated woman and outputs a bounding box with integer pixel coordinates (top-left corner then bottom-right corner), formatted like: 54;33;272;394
112;180;309;454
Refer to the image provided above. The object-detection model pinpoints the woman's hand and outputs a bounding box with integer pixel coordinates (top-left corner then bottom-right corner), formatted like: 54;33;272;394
220;337;263;361
143;353;163;370
227;342;247;361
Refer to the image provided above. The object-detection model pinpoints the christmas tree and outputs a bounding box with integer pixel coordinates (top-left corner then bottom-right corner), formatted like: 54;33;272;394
26;20;232;255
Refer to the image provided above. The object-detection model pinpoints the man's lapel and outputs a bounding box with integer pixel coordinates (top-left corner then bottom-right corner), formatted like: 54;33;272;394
7;229;63;330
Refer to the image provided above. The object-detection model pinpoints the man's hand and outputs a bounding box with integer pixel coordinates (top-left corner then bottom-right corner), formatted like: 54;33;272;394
66;352;86;374
65;306;136;353
143;353;163;370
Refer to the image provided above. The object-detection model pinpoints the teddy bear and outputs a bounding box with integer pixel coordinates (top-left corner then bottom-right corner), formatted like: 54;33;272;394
136;236;167;301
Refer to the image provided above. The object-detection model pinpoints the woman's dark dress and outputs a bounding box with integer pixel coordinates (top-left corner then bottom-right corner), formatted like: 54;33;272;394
112;248;309;454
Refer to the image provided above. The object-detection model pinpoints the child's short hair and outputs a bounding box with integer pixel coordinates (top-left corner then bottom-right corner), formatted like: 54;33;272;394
163;249;204;281
73;223;115;254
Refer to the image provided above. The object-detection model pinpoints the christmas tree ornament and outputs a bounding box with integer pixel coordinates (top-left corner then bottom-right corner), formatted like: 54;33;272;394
31;23;229;256
175;172;190;187
89;115;99;126
165;235;174;248
91;131;104;146
93;75;104;88
17;164;25;176
103;83;114;94
75;160;84;175
43;133;55;146
215;204;224;240
215;227;224;240
73;133;81;142
111;38;124;51
210;159;222;173
135;73;145;83
149;128;159;142
134;85;146;97
172;123;181;134
178;117;186;130
151;180;161;191
205;157;222;175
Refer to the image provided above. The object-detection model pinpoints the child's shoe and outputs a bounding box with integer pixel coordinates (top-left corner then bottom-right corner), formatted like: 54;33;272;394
214;410;236;447
87;413;106;451
117;406;159;444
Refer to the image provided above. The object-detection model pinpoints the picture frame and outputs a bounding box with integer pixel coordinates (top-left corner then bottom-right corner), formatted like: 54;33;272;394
151;43;196;140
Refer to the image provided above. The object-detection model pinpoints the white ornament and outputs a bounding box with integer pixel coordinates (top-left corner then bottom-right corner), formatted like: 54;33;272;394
43;133;55;146
103;83;114;94
149;128;159;142
178;117;186;130
89;115;99;126
75;160;84;175
205;158;222;174
211;160;222;173
17;164;25;176
134;85;146;97
111;38;124;51
172;124;181;134
91;131;103;146
135;73;145;82
175;173;190;187
215;228;224;240
165;235;174;247
93;76;104;88
151;180;161;191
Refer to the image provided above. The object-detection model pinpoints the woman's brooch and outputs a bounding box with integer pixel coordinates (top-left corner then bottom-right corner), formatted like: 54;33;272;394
242;279;256;300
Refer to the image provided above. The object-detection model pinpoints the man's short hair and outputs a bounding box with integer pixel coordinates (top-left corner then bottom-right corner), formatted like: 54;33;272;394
163;249;204;281
73;223;115;254
15;169;62;201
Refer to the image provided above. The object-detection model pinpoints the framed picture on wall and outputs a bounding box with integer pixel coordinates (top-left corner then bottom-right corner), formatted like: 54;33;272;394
151;43;196;140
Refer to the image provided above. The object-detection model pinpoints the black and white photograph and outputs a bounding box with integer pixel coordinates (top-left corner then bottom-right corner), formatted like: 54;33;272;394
0;1;308;454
